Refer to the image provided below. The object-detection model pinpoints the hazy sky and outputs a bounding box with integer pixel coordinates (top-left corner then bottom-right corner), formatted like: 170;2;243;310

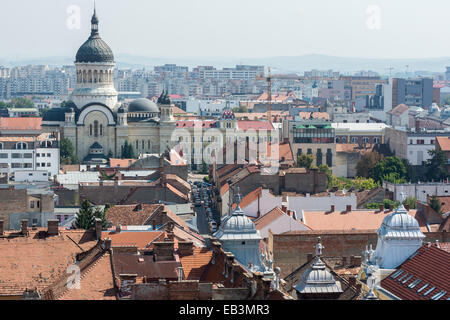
1;0;449;60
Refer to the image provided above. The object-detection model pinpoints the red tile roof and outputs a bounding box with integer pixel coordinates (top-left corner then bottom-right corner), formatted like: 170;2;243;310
436;136;450;152
179;247;213;280
388;104;409;116
254;207;285;230
0;230;97;296
381;243;450;300
58;253;116;300
106;204;163;226
101;231;164;249
109;158;137;168
301;209;428;232
233;187;262;210
237;121;274;131
0;117;42;131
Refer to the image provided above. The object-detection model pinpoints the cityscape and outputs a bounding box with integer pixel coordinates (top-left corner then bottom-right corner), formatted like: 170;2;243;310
0;0;448;308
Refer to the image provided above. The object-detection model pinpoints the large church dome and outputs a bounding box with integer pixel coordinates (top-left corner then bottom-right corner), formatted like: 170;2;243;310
75;9;114;63
128;98;159;113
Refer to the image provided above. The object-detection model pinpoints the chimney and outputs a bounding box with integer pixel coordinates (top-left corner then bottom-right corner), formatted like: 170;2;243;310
177;267;184;282
151;219;156;230
95;218;102;240
346;205;352;213
281;205;287;213
379;204;384;212
47;219;59;236
330;205;335;213
0;220;3;235
153;241;175;261
21;220;28;235
104;238;112;250
116;225;122;233
178;241;194;256
404;204;410;211
342;256;347;266
134;204;143;212
350;255;362;266
349;276;356;287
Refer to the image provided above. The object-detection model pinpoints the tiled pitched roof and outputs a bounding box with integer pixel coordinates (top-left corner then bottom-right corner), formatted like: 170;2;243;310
166;183;188;201
109;158;137;168
436;136;450;152
237;121;274;131
58;253;116;300
220;183;230;197
234;187;262;209
301;209;428;232
0;230;97;296
106;204;163;226
0;117;42;131
336;144;374;154
179;247;213;280
381;243;450;300
388;104;409;116
101;231;164;249
254;207;285;230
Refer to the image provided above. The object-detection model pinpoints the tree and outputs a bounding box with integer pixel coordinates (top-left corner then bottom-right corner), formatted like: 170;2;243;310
429;195;442;214
297;154;315;170
356;151;382;178
200;161;209;174
403;196;417;209
60;137;79;165
75;200;95;230
121;141;136;159
425;149;449;181
373;156;407;184
93;206;108;229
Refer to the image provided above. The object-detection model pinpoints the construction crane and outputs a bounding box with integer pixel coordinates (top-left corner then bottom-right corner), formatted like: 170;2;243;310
267;67;272;123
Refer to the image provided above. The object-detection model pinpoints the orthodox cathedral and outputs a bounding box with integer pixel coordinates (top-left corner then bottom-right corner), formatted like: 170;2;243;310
42;8;176;164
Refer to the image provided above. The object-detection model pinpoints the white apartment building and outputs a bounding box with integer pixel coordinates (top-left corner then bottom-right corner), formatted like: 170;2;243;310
384;182;450;203
0;133;60;178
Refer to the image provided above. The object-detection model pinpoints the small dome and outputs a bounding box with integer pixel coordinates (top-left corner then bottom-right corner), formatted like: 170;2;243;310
377;205;425;240
220;208;256;233
128;98;159;113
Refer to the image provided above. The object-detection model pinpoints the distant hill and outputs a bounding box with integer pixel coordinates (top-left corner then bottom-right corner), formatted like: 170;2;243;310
1;53;449;74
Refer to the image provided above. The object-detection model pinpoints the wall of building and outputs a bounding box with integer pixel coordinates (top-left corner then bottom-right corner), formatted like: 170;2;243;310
0;187;27;229
287;193;357;214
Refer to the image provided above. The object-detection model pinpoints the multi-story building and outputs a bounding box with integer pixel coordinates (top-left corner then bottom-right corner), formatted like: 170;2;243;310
385;126;450;166
286;117;335;169
0;132;60;177
391;78;433;109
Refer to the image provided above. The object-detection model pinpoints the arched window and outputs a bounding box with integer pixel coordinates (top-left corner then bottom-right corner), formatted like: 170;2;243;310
89;124;93;136
136;140;139;150
336;137;340;143
88;70;92;83
41;141;52;148
374;137;380;144
148;140;151;150
93;70;98;83
142;140;145;149
94;121;99;137
15;142;27;150
100;124;103;136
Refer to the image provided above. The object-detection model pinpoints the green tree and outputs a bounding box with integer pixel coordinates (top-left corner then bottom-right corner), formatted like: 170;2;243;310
75;200;95;230
425;149;449;181
200;161;209;174
94;205;108;229
60;137;79;165
121;141;136;159
10;98;34;108
429;195;442;214
403;196;417;209
297;154;315;170
373;156;407;184
356;151;382;178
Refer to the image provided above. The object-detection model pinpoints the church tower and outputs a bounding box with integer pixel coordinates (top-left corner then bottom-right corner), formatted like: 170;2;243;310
158;90;174;123
72;7;118;110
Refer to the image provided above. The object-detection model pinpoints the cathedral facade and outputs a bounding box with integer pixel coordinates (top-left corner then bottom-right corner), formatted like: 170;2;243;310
42;9;176;164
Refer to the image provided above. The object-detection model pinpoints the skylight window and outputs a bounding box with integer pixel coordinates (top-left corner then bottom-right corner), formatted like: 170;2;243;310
417;284;429;293
391;270;403;279
423;286;436;296
402;275;414;284
408;279;421;289
397;272;409;282
431;291;447;300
